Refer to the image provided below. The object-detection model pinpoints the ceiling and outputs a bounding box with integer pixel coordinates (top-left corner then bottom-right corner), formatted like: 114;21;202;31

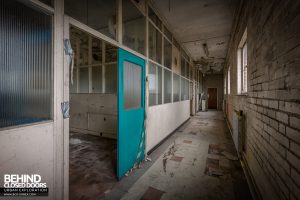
151;0;238;75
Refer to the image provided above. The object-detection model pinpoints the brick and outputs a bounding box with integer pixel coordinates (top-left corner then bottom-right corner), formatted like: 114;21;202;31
284;102;300;114
290;142;300;156
287;151;300;170
276;111;289;124
279;123;286;134
278;144;287;158
286;127;300;142
269;100;279;109
290;116;300;130
291;168;300;188
269;118;279;130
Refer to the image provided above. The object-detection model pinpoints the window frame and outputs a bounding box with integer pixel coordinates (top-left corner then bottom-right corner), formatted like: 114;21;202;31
237;29;248;95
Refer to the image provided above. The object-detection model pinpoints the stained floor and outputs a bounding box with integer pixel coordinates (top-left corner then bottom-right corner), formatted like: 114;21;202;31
69;132;117;200
115;111;252;200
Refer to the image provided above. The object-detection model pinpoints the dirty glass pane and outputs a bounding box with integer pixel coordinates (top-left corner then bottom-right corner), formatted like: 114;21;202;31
164;38;172;69
149;62;162;106
148;6;162;30
123;0;146;55
92;66;102;93
0;0;53;128
105;42;118;63
79;33;89;66
79;68;89;93
164;69;172;104
173;74;180;102
39;0;53;7
181;57;186;77
124;61;142;110
181;77;189;100
92;38;102;64
164;26;172;41
70;68;78;93
105;63;117;93
148;22;162;64
65;0;117;39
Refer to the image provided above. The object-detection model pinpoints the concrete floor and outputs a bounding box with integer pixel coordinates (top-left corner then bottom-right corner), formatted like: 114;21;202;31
104;111;252;200
69;132;117;200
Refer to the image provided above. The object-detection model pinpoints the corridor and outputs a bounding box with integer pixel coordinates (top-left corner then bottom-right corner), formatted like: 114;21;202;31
0;0;299;199
104;111;252;200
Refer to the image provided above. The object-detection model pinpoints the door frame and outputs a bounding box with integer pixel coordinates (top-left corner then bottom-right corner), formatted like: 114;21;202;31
63;15;149;197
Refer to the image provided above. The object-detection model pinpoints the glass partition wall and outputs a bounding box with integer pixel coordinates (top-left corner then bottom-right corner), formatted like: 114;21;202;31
65;0;197;107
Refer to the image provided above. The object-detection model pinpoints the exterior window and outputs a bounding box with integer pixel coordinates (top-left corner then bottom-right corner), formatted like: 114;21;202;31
164;38;172;69
224;75;227;95
148;62;162;106
39;0;53;7
163;26;172;41
0;0;53;128
181;56;186;77
173;74;180;102
148;22;162;64
65;0;117;40
164;69;172;103
228;66;231;94
148;6;162;30
123;0;146;55
237;29;247;94
181;77;189;100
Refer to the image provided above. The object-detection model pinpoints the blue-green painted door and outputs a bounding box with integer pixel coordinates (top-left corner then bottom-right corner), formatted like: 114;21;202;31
117;48;145;179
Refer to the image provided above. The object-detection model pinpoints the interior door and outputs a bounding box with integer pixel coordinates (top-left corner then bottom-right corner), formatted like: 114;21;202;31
117;48;145;179
208;88;218;109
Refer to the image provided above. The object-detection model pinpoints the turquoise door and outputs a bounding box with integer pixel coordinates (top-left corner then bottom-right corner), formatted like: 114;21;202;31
117;48;145;179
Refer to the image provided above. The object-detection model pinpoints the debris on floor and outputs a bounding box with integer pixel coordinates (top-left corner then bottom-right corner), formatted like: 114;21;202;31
222;151;239;161
141;187;165;200
69;132;117;200
183;140;192;144
113;111;252;200
170;155;183;162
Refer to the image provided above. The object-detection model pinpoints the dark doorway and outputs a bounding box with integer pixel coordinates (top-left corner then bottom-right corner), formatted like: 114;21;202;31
208;88;218;109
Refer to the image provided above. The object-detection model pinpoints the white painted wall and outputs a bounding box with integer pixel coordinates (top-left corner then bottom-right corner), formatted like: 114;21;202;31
146;100;190;152
70;93;117;139
0;122;55;199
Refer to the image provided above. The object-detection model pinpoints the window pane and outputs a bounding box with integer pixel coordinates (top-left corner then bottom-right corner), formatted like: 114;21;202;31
164;26;172;41
0;0;53;128
181;57;186;77
173;39;180;50
173;74;180;102
65;0;117;40
124;61;142;110
149;62;162;106
70;68;78;93
78;32;89;66
181;78;189;100
148;6;162;30
148;22;162;64
123;0;145;55
92;38;102;64
164;38;172;69
39;0;53;7
92;66;102;93
164;69;172;103
105;42;118;63
105;64;117;93
79;68;89;93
